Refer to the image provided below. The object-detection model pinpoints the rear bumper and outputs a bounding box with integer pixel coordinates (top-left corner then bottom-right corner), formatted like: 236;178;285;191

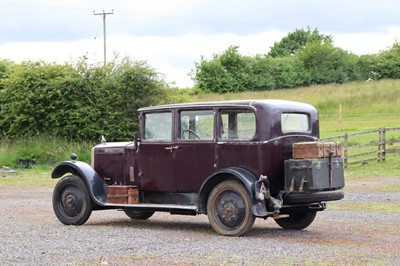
283;190;344;204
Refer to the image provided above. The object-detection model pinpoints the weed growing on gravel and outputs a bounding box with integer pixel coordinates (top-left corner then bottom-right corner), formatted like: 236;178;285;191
330;202;400;212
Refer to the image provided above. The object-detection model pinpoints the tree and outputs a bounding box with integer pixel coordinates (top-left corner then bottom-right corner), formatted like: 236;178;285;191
193;46;253;93
372;42;400;79
0;57;168;141
0;61;99;139
269;27;333;58
100;58;168;140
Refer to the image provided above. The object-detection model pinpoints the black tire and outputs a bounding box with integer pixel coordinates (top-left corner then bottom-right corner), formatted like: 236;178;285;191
52;175;93;225
274;208;317;230
207;180;255;236
123;209;155;220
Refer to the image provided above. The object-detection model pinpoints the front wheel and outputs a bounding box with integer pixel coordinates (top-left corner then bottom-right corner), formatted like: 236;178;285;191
274;208;317;230
207;180;255;236
52;175;93;225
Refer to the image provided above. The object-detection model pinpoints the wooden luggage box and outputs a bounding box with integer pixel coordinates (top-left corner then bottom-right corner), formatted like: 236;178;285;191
107;185;139;204
292;141;342;159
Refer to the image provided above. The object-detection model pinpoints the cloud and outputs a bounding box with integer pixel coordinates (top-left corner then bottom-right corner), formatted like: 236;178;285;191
1;0;400;87
0;31;284;87
334;26;400;54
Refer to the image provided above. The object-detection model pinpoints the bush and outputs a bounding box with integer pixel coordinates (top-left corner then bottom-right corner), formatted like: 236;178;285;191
0;57;168;141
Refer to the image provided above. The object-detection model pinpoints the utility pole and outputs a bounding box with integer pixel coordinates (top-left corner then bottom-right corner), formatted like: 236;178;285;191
93;10;113;67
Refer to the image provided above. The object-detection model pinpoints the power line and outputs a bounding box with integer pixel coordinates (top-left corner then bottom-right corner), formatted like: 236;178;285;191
93;10;113;67
0;2;394;34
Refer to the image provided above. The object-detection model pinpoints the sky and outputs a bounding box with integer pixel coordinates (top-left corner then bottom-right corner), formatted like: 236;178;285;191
1;0;400;87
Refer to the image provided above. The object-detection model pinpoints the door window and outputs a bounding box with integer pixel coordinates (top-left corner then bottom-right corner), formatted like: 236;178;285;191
219;110;256;140
144;112;172;141
179;110;214;140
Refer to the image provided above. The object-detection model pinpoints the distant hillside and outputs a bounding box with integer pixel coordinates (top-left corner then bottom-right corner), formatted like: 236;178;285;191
172;79;400;136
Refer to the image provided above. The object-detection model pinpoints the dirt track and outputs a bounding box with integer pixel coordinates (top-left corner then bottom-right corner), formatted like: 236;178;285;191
0;176;399;265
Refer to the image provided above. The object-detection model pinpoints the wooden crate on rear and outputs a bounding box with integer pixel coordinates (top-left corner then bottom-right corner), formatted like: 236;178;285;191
292;141;342;159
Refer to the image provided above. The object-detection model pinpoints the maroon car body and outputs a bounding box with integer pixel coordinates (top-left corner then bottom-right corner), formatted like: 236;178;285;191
52;100;344;236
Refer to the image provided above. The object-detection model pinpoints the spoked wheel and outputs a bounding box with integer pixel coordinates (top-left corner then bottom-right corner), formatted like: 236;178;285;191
52;175;93;225
124;209;155;220
274;208;317;230
207;180;255;236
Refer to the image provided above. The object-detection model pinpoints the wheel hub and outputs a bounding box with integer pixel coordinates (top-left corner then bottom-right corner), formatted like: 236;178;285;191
216;192;245;228
65;194;76;209
60;189;83;217
221;201;239;221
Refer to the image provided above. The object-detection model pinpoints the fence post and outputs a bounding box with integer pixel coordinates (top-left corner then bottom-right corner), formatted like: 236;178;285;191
344;133;348;167
378;128;382;161
382;128;386;161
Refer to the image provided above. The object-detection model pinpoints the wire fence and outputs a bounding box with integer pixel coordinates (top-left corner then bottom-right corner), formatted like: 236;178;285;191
319;112;400;131
322;127;400;167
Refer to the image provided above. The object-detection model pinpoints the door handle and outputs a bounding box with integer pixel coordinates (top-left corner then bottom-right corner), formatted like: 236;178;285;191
165;145;180;152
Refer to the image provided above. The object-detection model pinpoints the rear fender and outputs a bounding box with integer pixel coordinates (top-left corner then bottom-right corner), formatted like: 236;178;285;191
197;167;270;217
51;161;107;206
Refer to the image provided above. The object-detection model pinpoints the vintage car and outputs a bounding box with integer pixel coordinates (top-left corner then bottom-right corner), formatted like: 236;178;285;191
51;99;344;236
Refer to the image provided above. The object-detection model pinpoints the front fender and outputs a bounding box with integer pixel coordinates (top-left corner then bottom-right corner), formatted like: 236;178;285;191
197;167;269;217
52;161;107;206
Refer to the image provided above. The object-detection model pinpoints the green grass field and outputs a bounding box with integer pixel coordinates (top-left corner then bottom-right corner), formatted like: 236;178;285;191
176;79;400;136
1;79;400;185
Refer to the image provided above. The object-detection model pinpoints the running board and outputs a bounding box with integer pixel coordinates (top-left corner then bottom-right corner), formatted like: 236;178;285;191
103;202;198;213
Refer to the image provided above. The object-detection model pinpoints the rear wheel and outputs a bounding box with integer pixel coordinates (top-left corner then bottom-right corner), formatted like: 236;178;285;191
274;208;317;230
123;210;155;220
207;180;255;236
52;175;93;225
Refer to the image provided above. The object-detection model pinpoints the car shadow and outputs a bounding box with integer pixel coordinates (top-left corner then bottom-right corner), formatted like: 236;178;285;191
85;215;321;238
86;217;214;235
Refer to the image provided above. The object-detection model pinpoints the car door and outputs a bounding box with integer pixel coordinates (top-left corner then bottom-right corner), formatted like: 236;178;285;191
216;108;259;172
136;111;177;192
174;109;216;192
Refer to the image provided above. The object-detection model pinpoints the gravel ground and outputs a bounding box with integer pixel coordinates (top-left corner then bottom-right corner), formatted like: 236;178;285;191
0;176;399;265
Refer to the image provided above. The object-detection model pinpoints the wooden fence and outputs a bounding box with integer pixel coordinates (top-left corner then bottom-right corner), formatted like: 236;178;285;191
322;127;400;167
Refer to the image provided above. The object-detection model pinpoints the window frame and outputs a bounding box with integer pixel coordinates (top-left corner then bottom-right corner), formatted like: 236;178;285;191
280;112;311;134
217;108;257;142
142;111;174;142
177;109;216;142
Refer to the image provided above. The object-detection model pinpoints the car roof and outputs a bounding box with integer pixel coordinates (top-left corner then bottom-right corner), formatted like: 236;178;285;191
138;99;315;112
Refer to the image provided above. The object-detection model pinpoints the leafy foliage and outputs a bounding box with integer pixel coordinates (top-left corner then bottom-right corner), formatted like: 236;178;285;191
193;48;311;92
269;27;333;58
0;57;167;141
192;46;253;93
371;42;400;79
297;41;362;84
193;28;400;93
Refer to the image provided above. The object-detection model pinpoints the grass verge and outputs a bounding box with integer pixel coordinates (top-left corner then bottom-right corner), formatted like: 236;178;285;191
330;202;400;212
0;165;57;186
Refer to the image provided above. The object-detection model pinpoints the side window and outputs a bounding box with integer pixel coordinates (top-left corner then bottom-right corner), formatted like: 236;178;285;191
144;112;172;141
180;110;214;140
281;113;310;133
219;110;256;140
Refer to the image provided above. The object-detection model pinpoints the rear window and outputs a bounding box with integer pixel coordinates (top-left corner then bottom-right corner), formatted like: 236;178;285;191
281;113;310;133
